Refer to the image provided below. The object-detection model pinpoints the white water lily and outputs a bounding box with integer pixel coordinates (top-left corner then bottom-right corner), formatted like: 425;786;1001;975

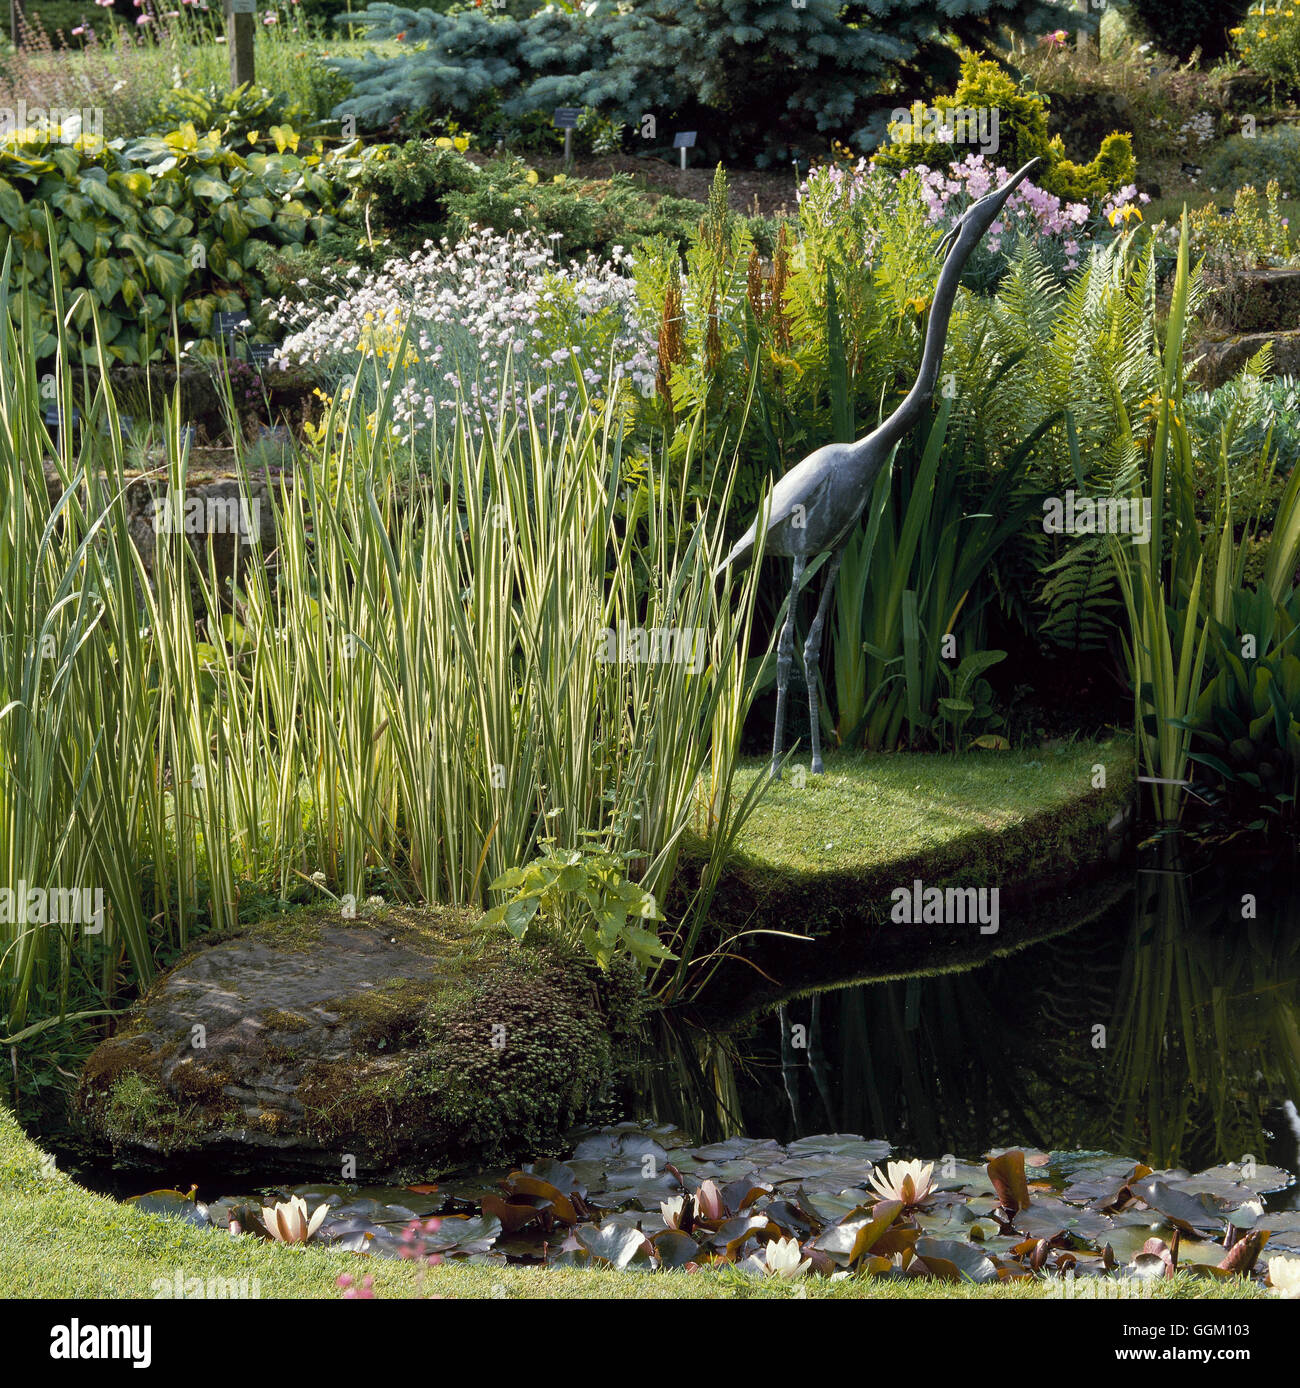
1269;1255;1300;1298
764;1236;811;1279
261;1195;330;1245
660;1196;686;1230
868;1158;936;1208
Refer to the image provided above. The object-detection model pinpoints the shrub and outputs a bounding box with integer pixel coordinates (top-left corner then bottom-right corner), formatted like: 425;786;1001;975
872;51;1136;204
1125;0;1253;64
1232;3;1300;96
351;140;738;261
329;0;1084;162
0;124;374;363
1203;124;1300;194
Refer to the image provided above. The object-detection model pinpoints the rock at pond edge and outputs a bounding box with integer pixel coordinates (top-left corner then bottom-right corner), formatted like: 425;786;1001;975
73;906;646;1180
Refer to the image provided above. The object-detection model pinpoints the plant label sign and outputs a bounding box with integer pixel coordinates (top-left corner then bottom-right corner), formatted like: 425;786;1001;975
553;108;581;129
229;0;257;12
215;311;251;337
672;131;697;149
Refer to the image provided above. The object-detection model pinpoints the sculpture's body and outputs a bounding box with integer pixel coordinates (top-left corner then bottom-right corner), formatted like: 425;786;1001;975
718;159;1042;779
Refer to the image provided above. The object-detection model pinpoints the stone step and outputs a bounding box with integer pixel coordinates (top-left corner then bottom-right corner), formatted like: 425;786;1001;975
1186;329;1300;390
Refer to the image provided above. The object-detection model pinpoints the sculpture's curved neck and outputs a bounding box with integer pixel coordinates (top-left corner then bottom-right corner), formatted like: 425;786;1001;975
848;237;968;469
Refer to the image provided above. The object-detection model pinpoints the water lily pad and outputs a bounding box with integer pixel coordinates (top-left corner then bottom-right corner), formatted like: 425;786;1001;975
124;1190;210;1226
785;1134;890;1161
576;1221;648;1269
653;1229;700;1269
692;1137;785;1162
420;1214;501;1256
1130;1177;1232;1230
912;1237;997;1283
800;1189;869;1224
1195;1163;1293;1195
811;1200;902;1267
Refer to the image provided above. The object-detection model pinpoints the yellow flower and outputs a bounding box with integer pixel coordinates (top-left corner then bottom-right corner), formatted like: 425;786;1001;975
525;169;539;185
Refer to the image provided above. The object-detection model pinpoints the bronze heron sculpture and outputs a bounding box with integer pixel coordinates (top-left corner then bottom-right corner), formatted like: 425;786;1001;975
718;157;1042;779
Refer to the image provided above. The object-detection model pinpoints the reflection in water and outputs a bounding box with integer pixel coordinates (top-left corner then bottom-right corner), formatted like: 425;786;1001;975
640;850;1300;1184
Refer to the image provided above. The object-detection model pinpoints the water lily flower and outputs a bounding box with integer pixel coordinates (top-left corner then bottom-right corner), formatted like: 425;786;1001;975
1270;1255;1300;1298
261;1194;329;1244
868;1158;935;1209
694;1179;726;1222
764;1237;811;1279
660;1196;685;1229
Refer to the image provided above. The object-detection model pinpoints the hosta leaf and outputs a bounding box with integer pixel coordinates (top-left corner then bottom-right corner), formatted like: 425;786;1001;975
0;178;25;230
87;257;124;306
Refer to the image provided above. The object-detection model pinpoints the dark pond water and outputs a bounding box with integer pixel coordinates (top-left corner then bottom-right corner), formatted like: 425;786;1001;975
639;845;1300;1208
38;844;1300;1218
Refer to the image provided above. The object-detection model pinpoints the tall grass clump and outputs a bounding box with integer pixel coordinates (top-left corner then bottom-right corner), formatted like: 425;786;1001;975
0;271;767;1041
1110;215;1300;821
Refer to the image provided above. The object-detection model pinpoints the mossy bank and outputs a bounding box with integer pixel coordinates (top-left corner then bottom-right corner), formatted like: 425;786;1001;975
74;904;645;1181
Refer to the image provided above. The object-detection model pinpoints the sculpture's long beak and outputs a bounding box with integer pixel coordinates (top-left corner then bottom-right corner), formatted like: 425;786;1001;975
997;156;1043;203
933;224;959;260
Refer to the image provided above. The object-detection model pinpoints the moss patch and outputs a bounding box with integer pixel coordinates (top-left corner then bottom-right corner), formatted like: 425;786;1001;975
75;903;647;1177
677;738;1135;1020
295;934;646;1170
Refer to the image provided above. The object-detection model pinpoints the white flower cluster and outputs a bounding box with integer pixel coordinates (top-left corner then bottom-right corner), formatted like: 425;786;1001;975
271;228;657;449
1178;112;1216;147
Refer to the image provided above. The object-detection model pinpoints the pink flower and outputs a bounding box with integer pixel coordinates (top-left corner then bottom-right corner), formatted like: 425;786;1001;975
72;23;86;32
136;13;152;22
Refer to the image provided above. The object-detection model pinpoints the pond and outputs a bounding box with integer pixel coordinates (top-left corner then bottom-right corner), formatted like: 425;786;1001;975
38;842;1300;1274
645;843;1300;1206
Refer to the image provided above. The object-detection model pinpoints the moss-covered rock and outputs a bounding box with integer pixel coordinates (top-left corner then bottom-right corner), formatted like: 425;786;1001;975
74;903;645;1179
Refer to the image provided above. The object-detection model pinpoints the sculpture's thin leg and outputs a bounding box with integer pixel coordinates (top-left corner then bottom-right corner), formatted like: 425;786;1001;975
771;556;806;781
807;994;837;1129
777;1003;803;1133
803;550;843;776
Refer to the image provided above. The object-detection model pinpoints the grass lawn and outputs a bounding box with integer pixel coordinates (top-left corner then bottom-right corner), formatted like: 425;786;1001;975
728;738;1131;878
0;1107;1261;1300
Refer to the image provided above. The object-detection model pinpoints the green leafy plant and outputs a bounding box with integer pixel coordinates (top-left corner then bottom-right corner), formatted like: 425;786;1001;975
1107;215;1300;821
480;846;677;972
0;273;768;1039
0;123;376;364
147;82;326;142
1233;2;1300;95
932;650;1008;752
